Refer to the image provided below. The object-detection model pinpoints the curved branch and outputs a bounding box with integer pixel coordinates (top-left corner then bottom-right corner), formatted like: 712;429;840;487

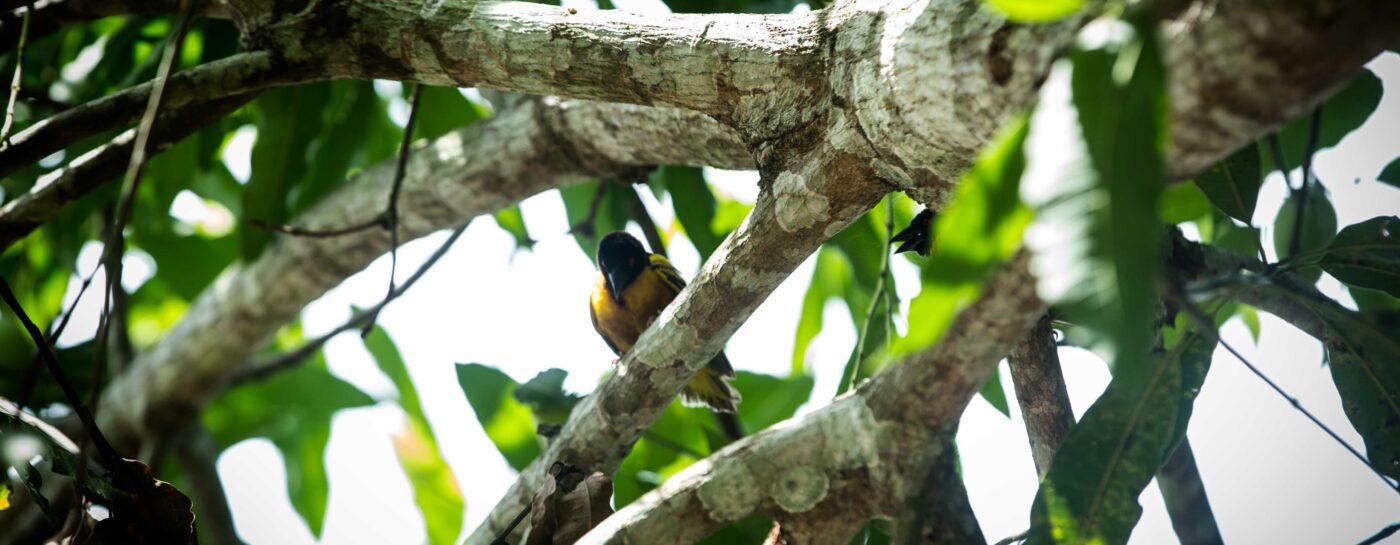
575;254;1041;544
0;51;295;179
94;97;751;450
0;93;256;250
232;0;823;116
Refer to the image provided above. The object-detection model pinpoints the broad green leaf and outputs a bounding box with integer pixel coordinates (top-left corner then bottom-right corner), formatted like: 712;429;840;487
1204;212;1262;256
984;0;1082;23
1350;286;1400;312
364;328;463;545
663;166;724;261
133;230;237;301
1158;181;1212;225
454;364;541;471
614;400;711;506
1192;143;1262;224
240;85;331;260
1274;70;1383;172
1319;309;1400;479
1379;157;1400;189
1274;188;1337;282
1021;20;1167;368
560;181;633;261
898;114;1032;356
295;81;399;214
697;515;777;545
1027;327;1215;545
514;368;581;425
1318;216;1400;297
203;353;374;536
493;206;535;251
1237;305;1261;344
729;371;814;432
791;248;843;374
980;369;1011;417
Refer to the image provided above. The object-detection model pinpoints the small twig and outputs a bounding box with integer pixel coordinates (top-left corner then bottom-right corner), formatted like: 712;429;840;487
490;502;532;545
236;222;469;384
247;215;384;238
1265;133;1294;191
1174;295;1400;496
0;2;28;149
837;195;894;397
359;84;423;337
1287;107;1322;259
624;182;667;258
15;260;103;412
1357;522;1400;545
566;178;611;239
0;276;124;472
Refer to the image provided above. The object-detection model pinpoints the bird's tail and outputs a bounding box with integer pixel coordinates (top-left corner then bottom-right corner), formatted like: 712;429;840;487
681;352;742;415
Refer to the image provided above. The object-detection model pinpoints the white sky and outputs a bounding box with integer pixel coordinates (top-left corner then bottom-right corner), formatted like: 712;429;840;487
44;15;1400;545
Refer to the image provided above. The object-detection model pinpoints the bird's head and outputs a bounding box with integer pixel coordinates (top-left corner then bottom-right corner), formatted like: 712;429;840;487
597;231;648;303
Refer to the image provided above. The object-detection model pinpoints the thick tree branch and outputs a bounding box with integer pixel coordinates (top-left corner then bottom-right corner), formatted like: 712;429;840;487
1006;315;1074;476
0;93;256;250
0;51;293;179
574;254;1040;544
94;97;750;450
1157;440;1225;545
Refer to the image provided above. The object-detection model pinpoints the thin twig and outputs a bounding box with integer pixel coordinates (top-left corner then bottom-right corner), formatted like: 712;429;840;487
1175;296;1400;496
247;215;384;238
566;178;610;239
1287;107;1322;259
837;195;894;397
1265;133;1294;190
625;183;667;258
236;222;469;384
15;260;102;412
1357;522;1400;545
360;84;423;337
0;2;28;149
490;503;532;545
0;276;124;471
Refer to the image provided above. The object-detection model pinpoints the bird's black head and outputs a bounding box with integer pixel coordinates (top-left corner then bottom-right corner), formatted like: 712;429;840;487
597;232;649;303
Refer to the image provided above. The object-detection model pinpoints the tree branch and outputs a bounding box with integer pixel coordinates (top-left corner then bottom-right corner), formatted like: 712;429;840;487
1157;439;1224;545
1006;315;1074;476
0;51;293;179
0;93;256;250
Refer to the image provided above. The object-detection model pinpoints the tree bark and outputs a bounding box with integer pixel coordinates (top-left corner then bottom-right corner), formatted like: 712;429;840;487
1007;316;1074;476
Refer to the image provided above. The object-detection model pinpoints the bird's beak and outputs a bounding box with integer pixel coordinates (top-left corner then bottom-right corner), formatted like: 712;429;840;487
606;271;625;304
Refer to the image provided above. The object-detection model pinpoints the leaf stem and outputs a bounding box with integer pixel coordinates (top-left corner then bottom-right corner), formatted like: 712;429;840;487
0;2;28;150
837;195;894;397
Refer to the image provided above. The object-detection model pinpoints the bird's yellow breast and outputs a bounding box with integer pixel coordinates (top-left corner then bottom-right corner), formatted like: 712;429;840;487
590;266;679;353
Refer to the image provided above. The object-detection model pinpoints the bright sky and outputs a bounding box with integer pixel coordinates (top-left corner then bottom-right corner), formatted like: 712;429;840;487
48;8;1400;545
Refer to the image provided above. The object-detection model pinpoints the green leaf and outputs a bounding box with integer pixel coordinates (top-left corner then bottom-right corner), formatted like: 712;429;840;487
1273;70;1383;172
980;369;1011;417
1205;212;1262;256
1379;156;1400;189
240;85;331;260
560;181;633;261
791;248;841;374
295;81;399;214
412;86;489;141
1318;216;1400;297
513;368;582;425
1237;305;1261;344
133;230;237;301
1027;327;1215;545
729;371;814;432
1274;188;1337;282
614;400;711;507
984;0;1082;22
898;114;1032;356
454;364;541;471
663;166;724;262
363;328;464;545
1192;143;1262;224
492;206;535;251
203;352;374;536
1158;181;1212;225
1320;310;1400;479
1021;20;1167;368
1350;286;1400;312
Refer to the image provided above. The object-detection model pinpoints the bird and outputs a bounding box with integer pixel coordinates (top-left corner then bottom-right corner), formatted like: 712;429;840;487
589;231;742;414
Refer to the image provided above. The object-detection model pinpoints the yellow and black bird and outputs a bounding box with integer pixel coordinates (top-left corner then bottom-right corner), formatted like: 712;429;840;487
589;231;741;414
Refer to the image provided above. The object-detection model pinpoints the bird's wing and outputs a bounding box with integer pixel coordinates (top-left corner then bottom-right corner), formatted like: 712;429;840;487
589;290;624;355
648;254;687;295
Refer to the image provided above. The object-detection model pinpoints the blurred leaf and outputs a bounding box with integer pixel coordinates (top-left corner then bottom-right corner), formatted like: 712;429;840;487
1274;70;1383;172
730;371;813;432
1192;143;1261;224
1027;326;1214;545
455;364;541;471
897;113;1032;356
1317;216;1400;297
1237;305;1261;344
364;328;463;545
560;181;633;261
295;81;398;214
1350;286;1400;312
614;400;711;506
241;85;331;260
697;515;776;545
514;369;582;425
494;206;535;251
1158;182;1211;225
984;0;1082;23
413;86;489;141
1379;156;1400;189
1020;20;1167;369
1274;188;1337;282
1205;212;1261;256
791;248;848;374
132;230;237;301
203;352;372;536
663;166;724;262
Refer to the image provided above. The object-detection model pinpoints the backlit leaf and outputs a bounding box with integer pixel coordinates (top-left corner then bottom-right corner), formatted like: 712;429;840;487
1318;216;1400;297
1192;143;1262;224
455;364;541;471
